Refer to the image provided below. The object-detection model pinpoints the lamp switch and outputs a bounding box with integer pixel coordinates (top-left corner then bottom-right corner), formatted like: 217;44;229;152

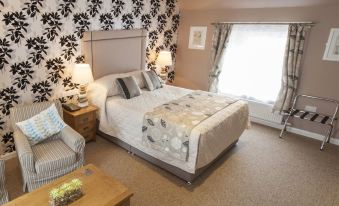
305;105;317;113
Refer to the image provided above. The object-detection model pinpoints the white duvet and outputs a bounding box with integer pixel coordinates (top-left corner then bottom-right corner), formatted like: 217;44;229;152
88;83;249;174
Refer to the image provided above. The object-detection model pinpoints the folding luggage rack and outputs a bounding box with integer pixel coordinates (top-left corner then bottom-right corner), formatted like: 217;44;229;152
279;94;339;150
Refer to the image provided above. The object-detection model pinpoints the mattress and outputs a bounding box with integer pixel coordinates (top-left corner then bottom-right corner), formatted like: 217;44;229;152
95;85;249;174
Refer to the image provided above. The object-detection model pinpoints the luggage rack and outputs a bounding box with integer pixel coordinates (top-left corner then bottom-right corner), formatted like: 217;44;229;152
279;94;339;150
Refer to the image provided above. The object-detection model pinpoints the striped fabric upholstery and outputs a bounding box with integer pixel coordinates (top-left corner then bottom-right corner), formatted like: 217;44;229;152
33;139;76;174
10;101;85;192
0;160;9;205
60;126;86;159
13;130;35;173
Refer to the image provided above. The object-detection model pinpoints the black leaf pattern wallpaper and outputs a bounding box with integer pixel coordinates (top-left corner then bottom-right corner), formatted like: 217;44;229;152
0;0;180;154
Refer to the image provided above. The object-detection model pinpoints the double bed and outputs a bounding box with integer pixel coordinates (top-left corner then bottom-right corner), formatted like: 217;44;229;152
83;29;249;182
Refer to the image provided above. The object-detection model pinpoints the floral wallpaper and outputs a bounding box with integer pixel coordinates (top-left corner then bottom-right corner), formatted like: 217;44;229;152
0;0;180;154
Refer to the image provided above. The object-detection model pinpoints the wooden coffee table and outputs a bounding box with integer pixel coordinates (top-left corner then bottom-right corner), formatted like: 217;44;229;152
5;164;133;206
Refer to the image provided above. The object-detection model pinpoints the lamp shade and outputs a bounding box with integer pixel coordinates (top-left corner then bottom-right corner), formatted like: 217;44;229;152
156;51;173;67
72;64;94;85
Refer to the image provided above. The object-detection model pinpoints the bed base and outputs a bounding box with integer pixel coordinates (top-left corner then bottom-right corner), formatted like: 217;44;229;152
97;130;238;183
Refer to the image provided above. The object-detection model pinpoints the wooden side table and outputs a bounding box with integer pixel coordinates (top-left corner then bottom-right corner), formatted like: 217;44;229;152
63;105;98;143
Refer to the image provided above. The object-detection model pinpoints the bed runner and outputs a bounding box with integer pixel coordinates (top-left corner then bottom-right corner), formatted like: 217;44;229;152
141;91;238;162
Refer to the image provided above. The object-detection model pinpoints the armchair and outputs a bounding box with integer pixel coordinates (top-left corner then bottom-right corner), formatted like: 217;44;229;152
10;101;85;192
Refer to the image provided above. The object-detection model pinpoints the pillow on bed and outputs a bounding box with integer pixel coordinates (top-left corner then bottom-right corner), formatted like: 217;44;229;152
116;76;142;99
142;70;162;91
93;70;145;97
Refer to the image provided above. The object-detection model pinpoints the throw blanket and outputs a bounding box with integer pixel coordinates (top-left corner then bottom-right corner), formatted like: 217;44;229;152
142;91;238;161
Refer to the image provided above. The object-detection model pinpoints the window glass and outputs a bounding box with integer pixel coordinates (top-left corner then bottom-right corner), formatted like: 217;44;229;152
218;24;288;104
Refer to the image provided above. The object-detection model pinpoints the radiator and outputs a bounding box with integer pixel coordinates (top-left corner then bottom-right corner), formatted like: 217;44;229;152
247;100;283;125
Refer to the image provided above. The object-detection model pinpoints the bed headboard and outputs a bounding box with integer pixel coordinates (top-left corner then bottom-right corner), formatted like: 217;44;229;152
82;29;147;80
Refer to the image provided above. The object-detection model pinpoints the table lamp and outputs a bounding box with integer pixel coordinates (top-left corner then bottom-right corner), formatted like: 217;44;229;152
72;63;94;107
156;51;172;80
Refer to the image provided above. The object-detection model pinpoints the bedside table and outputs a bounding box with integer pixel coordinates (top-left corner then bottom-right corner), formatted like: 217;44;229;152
63;105;98;143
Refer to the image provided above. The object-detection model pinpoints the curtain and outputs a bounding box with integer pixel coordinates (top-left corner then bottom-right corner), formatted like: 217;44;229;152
273;24;311;113
208;24;233;93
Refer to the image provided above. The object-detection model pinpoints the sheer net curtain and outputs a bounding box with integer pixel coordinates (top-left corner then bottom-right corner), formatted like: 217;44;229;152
218;24;289;104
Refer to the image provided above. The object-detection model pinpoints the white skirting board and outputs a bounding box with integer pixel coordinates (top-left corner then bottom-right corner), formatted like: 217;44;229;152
250;116;339;146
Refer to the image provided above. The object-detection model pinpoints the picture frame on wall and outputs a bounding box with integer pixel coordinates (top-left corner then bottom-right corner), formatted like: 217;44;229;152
188;26;207;50
323;28;339;61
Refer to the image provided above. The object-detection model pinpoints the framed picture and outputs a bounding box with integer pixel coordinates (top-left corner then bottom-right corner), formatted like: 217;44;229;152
323;28;339;61
188;26;207;50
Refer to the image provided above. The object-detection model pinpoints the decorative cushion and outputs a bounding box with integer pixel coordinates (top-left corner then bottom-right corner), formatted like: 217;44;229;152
116;76;142;99
142;70;162;91
92;71;145;97
32;139;76;174
16;104;66;146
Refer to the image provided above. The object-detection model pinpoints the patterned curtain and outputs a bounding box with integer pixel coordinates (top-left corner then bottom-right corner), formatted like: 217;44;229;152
208;24;233;93
273;24;311;113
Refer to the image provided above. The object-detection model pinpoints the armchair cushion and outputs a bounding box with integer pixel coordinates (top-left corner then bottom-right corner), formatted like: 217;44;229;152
32;139;76;174
16;104;66;146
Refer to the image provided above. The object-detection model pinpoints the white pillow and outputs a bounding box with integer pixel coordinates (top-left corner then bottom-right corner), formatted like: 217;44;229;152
16;104;66;146
92;70;145;97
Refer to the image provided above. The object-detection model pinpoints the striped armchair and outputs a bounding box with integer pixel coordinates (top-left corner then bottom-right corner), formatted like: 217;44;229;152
0;160;9;205
10;101;85;192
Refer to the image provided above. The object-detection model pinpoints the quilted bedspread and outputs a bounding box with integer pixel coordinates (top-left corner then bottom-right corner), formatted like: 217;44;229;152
142;91;238;161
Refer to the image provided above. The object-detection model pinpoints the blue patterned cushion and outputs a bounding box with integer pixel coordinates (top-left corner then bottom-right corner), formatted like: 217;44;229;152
16;104;66;146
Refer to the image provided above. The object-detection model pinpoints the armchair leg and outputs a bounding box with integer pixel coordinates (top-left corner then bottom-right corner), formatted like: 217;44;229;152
23;182;27;193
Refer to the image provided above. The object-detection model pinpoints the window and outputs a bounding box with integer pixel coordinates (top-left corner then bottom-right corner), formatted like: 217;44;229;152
218;24;288;104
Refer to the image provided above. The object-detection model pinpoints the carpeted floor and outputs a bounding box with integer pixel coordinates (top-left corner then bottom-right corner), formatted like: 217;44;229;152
4;123;339;206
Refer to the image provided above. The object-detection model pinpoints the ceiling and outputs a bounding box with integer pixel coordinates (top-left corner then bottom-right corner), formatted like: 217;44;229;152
179;0;339;10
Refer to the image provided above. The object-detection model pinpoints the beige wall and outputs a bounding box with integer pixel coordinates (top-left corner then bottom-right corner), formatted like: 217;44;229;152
175;5;339;138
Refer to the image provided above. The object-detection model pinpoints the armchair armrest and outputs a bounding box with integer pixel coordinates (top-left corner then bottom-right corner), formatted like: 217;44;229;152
0;159;5;176
60;126;85;158
13;130;35;173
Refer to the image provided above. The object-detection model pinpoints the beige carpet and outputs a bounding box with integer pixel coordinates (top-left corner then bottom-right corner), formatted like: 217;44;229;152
4;123;339;206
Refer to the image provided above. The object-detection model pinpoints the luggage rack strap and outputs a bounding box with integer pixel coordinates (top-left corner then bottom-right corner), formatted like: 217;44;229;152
287;109;334;125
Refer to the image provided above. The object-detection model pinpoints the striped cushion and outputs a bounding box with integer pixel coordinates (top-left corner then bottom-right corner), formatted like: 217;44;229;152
142;70;162;91
32;139;76;174
116;76;142;99
16;104;66;146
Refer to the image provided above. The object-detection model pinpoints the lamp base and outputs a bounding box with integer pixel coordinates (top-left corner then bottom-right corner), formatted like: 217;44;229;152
77;101;89;108
160;73;167;81
160;67;168;81
78;84;89;108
